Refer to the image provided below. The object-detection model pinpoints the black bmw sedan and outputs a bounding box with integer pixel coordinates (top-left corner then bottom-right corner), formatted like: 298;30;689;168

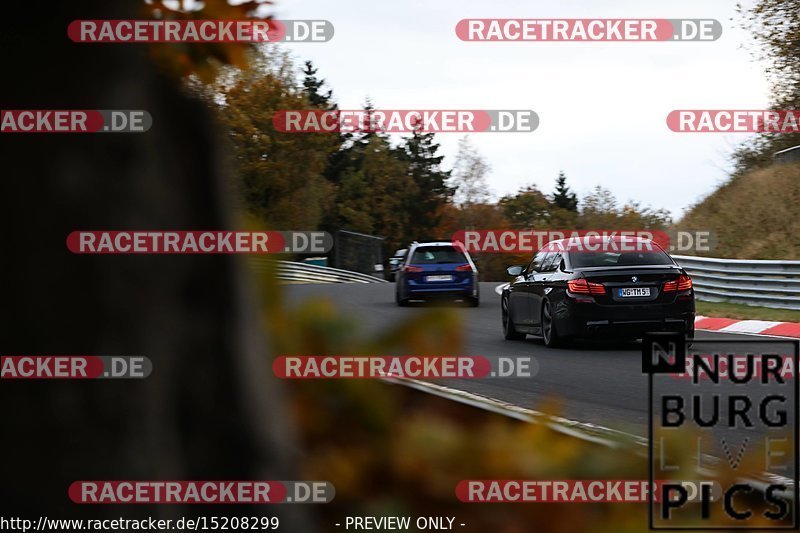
501;236;695;347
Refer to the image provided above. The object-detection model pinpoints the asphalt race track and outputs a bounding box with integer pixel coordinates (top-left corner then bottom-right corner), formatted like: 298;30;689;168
286;282;797;443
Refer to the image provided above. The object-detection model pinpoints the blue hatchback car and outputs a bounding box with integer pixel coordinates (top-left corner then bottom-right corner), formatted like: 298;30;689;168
395;242;480;306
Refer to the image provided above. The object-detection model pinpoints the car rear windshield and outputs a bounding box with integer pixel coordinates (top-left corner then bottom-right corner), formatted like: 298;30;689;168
410;246;467;265
568;250;673;268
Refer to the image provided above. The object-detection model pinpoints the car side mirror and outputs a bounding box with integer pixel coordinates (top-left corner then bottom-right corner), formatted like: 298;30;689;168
506;265;523;277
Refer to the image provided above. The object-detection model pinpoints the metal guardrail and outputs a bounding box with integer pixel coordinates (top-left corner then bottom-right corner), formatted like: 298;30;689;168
672;255;800;310
251;256;800;306
250;258;388;284
774;144;800;164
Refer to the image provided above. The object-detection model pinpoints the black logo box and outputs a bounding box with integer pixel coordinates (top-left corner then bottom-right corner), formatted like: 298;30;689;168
643;333;800;530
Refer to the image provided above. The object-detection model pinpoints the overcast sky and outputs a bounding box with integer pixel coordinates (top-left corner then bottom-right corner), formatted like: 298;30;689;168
272;0;768;219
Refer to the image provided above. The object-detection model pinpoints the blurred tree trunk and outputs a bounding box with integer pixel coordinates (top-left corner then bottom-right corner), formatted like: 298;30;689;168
0;2;313;529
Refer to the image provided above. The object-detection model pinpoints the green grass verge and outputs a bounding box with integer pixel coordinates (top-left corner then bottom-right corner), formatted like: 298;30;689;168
696;300;800;323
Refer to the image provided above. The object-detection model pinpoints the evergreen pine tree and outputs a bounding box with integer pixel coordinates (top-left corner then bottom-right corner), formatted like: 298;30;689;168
552;171;578;212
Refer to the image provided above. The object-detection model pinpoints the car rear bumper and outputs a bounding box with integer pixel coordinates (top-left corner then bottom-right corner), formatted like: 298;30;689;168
577;317;693;337
553;296;695;338
403;278;477;299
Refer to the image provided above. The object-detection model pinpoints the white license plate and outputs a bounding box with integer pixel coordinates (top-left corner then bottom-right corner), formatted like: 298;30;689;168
426;275;453;282
618;287;651;297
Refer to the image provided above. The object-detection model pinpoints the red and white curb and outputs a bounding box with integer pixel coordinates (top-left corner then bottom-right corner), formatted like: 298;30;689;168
494;284;800;339
695;316;800;338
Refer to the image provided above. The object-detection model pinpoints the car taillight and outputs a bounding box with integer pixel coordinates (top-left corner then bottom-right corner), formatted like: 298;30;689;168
664;274;692;292
455;264;473;272
567;279;606;295
404;265;423;273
